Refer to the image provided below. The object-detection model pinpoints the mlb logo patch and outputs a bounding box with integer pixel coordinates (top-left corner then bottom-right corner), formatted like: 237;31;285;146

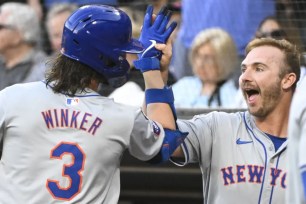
152;121;161;136
66;98;79;106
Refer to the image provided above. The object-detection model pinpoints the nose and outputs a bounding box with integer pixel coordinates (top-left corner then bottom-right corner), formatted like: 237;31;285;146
240;68;252;83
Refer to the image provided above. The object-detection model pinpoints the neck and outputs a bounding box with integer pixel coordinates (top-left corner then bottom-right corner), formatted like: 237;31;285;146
3;43;33;69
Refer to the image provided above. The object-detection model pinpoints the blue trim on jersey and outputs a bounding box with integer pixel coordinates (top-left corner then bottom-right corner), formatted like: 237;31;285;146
243;112;268;204
301;169;306;201
182;141;189;162
73;94;100;97
300;164;306;171
265;133;287;152
269;152;282;204
42;80;100;97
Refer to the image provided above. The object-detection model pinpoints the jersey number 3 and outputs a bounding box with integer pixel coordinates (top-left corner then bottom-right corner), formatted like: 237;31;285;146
46;142;86;201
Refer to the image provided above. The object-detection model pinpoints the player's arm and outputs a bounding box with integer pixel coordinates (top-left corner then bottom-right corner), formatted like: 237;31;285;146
134;5;186;163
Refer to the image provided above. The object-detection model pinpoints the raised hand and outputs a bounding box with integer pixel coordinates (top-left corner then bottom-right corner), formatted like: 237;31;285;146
134;5;177;72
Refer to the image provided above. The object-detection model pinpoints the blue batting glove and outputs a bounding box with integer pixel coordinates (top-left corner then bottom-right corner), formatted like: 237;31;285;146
134;5;177;72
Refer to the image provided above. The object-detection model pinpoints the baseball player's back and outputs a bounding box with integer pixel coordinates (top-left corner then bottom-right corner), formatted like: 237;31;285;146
0;81;162;203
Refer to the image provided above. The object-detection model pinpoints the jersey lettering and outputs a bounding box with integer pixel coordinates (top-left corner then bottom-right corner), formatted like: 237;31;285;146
270;168;282;186
46;142;86;201
248;165;264;183
221;165;286;188
237;165;246;183
70;111;80;128
41;109;102;136
221;167;235;185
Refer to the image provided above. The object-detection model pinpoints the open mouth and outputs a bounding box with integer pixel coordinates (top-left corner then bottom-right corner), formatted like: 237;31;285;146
244;88;260;104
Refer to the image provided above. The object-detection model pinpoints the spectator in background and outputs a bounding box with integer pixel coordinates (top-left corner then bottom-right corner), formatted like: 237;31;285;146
45;3;78;56
254;15;306;82
0;2;47;91
255;15;306;81
170;0;275;81
1;0;43;21
255;16;288;40
256;16;303;52
276;0;306;52
172;28;239;108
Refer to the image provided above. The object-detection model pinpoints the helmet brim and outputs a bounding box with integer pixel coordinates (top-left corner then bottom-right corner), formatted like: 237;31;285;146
119;38;144;54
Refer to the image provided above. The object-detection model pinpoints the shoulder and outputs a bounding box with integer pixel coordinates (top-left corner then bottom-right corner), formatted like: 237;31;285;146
181;111;244;126
0;81;46;101
176;111;245;137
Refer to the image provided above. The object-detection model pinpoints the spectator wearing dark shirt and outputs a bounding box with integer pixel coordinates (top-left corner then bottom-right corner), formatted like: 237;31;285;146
0;2;47;90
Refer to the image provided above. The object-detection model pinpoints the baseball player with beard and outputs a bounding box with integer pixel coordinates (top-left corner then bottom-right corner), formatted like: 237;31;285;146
0;5;183;204
142;38;300;204
286;76;306;204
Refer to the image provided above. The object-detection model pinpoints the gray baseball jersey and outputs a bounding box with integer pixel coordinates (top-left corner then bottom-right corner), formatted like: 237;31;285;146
172;111;287;204
0;81;165;204
286;77;306;204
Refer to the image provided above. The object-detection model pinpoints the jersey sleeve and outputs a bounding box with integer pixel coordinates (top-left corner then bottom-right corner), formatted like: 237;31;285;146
128;109;165;161
171;113;216;167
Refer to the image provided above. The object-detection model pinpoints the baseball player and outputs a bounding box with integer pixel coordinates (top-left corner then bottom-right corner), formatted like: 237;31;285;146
142;38;300;204
0;5;182;203
286;76;306;204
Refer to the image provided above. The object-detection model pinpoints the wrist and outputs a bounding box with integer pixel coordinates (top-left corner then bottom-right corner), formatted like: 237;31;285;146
133;57;160;73
143;71;165;89
160;70;169;85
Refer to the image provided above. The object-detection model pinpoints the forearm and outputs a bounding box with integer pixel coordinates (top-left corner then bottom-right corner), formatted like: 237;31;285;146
160;70;169;85
143;70;176;130
136;5;185;162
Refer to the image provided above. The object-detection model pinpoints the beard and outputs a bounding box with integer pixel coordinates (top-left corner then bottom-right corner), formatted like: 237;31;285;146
248;79;282;118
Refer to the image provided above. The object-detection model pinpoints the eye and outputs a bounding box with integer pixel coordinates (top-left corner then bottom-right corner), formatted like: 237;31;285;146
255;66;264;72
241;67;246;73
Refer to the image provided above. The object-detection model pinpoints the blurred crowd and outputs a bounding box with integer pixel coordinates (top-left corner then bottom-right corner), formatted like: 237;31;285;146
0;0;305;108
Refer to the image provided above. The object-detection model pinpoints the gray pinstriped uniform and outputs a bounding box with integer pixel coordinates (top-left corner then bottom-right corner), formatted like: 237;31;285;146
173;111;287;204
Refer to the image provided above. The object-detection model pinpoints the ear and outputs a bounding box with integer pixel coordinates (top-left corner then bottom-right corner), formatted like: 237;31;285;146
282;72;297;90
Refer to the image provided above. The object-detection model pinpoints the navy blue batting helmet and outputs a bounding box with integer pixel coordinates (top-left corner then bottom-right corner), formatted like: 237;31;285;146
61;5;144;87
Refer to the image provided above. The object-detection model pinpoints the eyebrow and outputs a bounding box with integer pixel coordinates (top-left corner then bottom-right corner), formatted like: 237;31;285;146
241;62;267;68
